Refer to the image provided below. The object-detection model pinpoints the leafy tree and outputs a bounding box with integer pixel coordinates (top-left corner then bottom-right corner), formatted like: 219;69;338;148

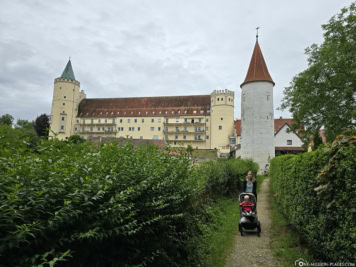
0;114;14;126
15;119;34;129
34;113;50;138
281;3;356;143
67;134;85;144
312;129;323;151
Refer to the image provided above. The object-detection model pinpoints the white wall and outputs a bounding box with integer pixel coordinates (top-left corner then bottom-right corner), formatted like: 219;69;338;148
241;81;275;173
274;124;303;147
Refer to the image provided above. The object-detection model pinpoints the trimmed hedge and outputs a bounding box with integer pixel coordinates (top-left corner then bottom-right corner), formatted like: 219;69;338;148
0;136;257;266
270;135;356;263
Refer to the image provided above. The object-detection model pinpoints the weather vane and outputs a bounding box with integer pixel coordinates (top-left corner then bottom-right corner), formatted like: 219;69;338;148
256;27;260;42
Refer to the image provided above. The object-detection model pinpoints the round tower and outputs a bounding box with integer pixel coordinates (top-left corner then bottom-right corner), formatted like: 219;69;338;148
49;60;85;140
240;40;275;173
210;89;235;152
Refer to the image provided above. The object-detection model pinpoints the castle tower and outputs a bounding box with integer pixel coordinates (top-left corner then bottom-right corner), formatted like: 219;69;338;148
49;60;86;140
210;89;235;151
240;40;275;173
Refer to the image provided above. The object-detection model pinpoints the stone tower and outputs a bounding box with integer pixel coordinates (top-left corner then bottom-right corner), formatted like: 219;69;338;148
240;40;275;173
49;60;86;140
210;89;235;151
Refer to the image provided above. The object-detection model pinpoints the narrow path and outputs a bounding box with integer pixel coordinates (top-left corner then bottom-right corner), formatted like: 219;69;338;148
225;178;281;267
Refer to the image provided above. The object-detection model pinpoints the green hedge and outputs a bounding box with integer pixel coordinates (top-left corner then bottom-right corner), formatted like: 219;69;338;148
0;136;258;267
270;135;356;263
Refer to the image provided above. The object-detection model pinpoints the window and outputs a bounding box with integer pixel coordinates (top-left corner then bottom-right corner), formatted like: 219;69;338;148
105;119;107;123
62;117;65;121
205;118;209;122
219;126;222;130
112;119;115;123
138;127;141;131
63;103;65;105
98;127;100;131
158;127;161;131
132;127;135;131
158;118;161;123
150;127;154;131
142;119;144;123
61;126;64;130
183;135;186;140
99;119;101;123
140;136;143;139
221;118;223;120
207;135;209;140
200;110;204;114
165;135;168;140
128;119;131;123
153;135;158;140
90;127;93;132
121;127;124;131
184;127;187;132
217;98;219;101
267;95;270;101
75;127;77;131
129;127;132;131
184;118;188;123
175;135;178;140
134;119;137;123
206;127;209;130
287;140;292;145
120;119;122;123
76;119;79;123
151;119;154;123
176;118;179;123
176;127;179;132
199;118;202;122
91;119;94;124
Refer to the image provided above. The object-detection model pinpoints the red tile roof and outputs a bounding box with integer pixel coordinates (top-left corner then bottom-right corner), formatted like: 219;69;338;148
234;118;295;136
78;95;211;117
241;42;275;87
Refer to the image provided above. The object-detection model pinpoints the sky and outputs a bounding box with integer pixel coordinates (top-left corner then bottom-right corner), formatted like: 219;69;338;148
0;0;353;122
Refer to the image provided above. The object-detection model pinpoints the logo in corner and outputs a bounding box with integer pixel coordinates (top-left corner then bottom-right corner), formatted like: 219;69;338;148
295;258;308;266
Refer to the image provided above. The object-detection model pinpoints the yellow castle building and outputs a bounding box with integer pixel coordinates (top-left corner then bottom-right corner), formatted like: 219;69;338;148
49;60;236;154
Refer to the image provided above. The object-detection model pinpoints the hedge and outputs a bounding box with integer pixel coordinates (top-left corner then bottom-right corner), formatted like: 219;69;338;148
270;135;356;263
0;136;258;266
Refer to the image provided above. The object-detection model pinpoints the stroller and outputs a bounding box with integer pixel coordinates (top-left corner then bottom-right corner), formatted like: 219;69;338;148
238;193;261;237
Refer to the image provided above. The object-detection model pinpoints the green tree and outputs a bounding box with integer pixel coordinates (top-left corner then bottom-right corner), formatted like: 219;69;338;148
0;114;14;126
34;114;50;138
15;119;34;129
281;3;356;143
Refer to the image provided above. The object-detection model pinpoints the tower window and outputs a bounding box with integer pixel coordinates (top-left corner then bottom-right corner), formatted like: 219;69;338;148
64;96;66;99
219;126;222;130
63;103;65;106
207;135;209;139
217;98;219;101
62;117;65;121
61;126;64;130
221;118;223;120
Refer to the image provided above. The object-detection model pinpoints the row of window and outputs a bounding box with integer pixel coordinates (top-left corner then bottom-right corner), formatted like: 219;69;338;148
76;126;162;132
165;135;209;140
169;126;208;132
80;110;211;116
213;97;233;102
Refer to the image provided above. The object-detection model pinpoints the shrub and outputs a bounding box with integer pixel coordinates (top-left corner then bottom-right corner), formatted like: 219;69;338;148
270;135;356;263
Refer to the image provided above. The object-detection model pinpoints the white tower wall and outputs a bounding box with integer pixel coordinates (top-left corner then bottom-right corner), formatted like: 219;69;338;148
241;81;275;173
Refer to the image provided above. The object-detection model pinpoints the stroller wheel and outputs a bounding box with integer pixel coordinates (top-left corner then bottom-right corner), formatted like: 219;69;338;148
240;231;244;236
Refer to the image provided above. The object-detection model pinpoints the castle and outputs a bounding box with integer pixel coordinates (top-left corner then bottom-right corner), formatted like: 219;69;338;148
49;39;303;172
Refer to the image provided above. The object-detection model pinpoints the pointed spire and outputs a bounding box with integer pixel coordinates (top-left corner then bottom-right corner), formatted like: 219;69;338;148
60;59;76;80
240;41;274;88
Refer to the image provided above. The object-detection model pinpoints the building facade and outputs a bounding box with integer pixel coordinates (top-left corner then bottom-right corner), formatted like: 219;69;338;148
49;60;235;153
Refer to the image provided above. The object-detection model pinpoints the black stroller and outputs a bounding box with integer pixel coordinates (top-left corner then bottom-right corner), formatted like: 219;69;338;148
238;193;261;237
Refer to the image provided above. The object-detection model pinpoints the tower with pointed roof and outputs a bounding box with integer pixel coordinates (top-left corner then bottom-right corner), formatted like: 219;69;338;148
49;60;86;140
240;38;275;173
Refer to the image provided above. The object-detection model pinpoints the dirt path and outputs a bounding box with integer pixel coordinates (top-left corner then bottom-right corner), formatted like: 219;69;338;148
225;178;281;267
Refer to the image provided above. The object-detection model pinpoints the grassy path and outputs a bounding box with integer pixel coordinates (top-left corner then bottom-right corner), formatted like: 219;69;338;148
224;178;281;267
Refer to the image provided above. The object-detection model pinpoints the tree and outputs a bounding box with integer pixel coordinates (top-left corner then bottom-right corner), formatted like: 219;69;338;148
0;114;14;126
15;119;34;129
281;3;356;143
34;114;50;138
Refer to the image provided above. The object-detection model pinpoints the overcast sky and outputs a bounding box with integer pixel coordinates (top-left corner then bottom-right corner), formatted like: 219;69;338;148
0;0;353;122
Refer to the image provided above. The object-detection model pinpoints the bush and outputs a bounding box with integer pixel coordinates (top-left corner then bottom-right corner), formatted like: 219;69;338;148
270;135;356;263
0;135;259;266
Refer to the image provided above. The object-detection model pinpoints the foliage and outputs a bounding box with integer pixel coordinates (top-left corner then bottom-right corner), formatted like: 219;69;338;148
270;135;356;263
67;135;86;144
0;132;258;266
0;113;14;126
34;114;50;138
281;3;356;143
312;129;323;151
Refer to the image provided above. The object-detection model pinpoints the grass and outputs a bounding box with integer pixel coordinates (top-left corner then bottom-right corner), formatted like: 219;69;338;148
257;175;264;194
192;150;217;159
270;194;313;267
201;197;240;267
